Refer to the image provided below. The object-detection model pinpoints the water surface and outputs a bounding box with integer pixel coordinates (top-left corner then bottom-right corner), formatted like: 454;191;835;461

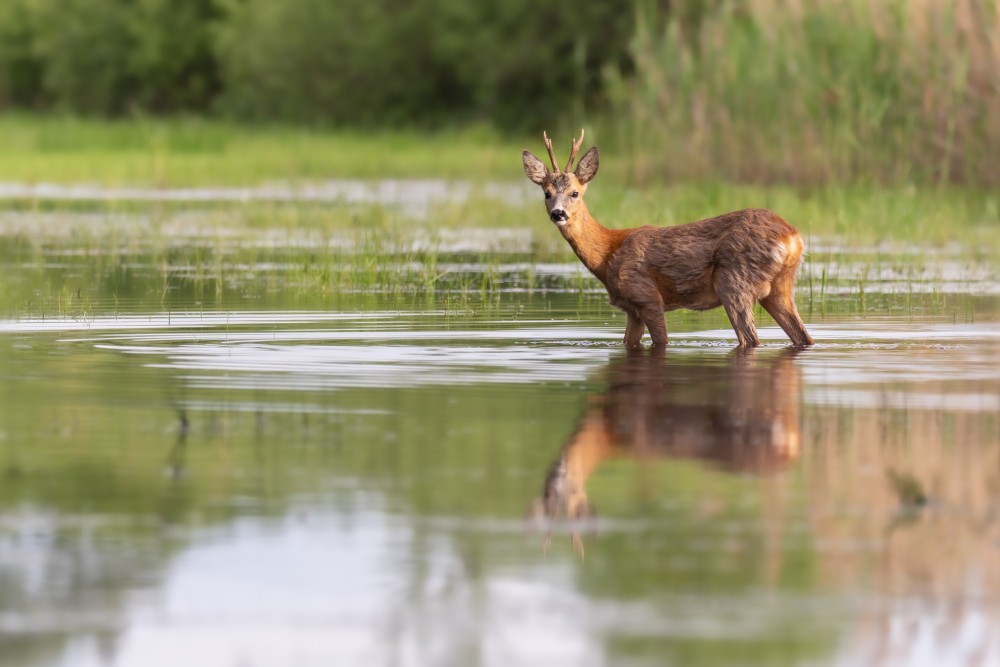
1;206;998;667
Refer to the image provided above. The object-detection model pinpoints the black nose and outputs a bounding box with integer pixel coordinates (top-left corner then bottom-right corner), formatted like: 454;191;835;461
550;209;568;222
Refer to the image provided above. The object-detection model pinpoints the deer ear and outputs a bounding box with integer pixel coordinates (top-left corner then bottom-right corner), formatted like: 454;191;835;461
522;150;549;185
574;146;599;184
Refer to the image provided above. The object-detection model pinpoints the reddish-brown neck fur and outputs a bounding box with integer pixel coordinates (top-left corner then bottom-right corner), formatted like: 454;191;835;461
561;411;616;485
559;203;634;285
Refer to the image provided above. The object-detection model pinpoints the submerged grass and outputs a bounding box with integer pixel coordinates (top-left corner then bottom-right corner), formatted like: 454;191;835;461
1;197;995;326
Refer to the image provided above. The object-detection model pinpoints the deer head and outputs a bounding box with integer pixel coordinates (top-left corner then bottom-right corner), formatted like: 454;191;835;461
525;410;606;560
522;129;599;227
526;466;598;559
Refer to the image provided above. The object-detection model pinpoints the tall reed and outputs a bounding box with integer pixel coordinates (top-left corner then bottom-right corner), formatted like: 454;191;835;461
605;0;1000;186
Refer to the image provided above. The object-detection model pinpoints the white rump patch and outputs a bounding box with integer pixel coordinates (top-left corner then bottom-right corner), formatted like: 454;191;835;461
771;245;789;265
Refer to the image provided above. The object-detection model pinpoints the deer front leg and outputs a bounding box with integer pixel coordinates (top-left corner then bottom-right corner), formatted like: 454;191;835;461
640;306;668;348
616;278;667;348
623;290;667;348
623;311;646;350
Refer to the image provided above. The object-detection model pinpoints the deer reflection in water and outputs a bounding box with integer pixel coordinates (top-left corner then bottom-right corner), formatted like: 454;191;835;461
527;348;803;558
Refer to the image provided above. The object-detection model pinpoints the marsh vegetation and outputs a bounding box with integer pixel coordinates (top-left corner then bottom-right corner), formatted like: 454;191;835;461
1;2;999;666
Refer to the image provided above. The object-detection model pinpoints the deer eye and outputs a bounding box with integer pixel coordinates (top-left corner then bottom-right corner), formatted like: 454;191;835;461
571;191;579;198
544;191;552;199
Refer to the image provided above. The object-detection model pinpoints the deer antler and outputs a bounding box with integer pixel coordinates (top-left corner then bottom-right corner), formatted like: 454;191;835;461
542;131;559;172
565;128;585;172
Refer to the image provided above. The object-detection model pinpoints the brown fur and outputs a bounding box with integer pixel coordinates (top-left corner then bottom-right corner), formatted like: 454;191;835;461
526;349;803;557
522;139;814;349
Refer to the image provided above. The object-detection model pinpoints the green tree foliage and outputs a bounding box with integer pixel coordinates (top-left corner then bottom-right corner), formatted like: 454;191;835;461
0;0;44;107
213;0;634;128
0;0;633;128
0;0;220;114
3;0;998;186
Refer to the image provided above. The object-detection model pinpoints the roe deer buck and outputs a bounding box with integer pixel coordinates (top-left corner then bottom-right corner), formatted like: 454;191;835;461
526;349;803;558
522;131;814;349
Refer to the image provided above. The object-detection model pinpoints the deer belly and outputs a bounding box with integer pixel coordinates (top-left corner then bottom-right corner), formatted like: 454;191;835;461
656;274;722;311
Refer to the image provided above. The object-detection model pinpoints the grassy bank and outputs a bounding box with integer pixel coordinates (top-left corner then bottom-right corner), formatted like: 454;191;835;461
0;115;998;251
0;116;521;185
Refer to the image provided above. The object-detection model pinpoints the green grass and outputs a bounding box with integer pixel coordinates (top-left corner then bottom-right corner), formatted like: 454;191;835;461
1;115;998;247
0;115;524;185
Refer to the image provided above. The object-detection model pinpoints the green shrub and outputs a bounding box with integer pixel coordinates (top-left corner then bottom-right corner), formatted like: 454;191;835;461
0;0;219;114
213;0;633;129
0;0;44;107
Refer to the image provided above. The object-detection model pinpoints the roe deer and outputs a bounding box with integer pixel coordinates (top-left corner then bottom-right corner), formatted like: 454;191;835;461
526;349;803;558
522;131;814;349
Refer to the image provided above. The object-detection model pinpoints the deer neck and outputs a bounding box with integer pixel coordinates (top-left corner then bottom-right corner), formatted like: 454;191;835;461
560;204;630;284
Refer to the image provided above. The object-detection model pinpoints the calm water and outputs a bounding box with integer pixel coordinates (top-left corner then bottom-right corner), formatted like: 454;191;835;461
1;208;999;667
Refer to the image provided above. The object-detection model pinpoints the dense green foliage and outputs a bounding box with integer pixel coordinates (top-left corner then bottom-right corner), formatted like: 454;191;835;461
2;0;999;185
215;0;632;128
0;0;632;128
0;0;220;113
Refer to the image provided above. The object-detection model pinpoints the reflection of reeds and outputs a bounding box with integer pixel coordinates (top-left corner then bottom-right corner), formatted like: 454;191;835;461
800;397;1000;591
783;390;1000;660
608;0;1000;186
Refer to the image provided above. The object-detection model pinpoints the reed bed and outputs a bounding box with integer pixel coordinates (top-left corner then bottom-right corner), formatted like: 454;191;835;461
606;0;1000;186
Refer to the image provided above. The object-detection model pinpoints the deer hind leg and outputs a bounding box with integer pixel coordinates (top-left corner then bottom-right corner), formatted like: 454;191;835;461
760;269;814;347
623;311;647;350
715;272;761;348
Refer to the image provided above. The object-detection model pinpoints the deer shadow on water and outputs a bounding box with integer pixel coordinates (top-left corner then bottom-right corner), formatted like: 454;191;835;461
526;347;804;559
